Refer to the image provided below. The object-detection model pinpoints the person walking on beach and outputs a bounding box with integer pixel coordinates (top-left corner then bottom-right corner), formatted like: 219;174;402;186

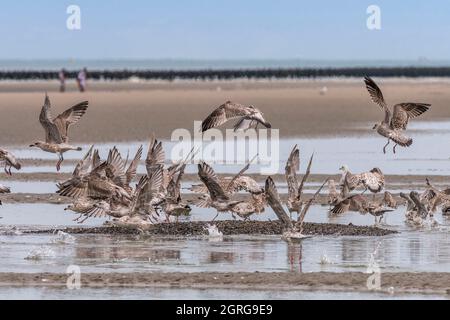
58;68;66;92
77;67;87;92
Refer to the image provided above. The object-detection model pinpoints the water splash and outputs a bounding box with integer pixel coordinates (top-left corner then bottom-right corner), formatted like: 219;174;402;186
51;231;75;244
319;253;333;265
25;246;56;260
0;226;22;236
204;224;223;240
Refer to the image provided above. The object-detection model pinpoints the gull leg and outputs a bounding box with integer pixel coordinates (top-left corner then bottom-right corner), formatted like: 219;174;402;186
393;143;398;154
7;165;12;176
79;216;89;224
383;139;390;154
56;153;64;172
211;212;219;222
73;214;83;222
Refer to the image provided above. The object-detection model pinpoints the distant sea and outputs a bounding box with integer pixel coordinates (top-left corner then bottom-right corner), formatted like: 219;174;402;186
2;59;450;71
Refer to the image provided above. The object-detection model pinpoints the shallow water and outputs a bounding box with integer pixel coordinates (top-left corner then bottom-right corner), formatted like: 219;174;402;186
0;181;57;194
6;121;450;175
0;286;446;300
1;204;449;275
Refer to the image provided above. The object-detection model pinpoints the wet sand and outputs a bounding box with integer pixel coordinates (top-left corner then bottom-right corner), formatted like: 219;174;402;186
25;220;397;237
1;272;449;295
0;79;448;145
0;191;413;207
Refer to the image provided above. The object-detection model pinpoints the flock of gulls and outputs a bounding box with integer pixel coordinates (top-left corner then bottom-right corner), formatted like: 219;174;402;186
0;77;444;240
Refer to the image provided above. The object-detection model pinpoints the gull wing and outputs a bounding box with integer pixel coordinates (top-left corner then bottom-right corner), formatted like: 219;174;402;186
39;94;63;144
264;176;293;229
364;76;391;124
285;145;300;201
201;101;249;132
198;161;229;201
145;134;165;176
297;153;314;201
126;145;143;185
296;178;328;230
53;100;89;143
391;103;430;130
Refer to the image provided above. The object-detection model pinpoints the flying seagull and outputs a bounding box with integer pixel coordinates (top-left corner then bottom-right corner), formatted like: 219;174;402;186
30;94;89;171
364;76;430;153
201;101;271;132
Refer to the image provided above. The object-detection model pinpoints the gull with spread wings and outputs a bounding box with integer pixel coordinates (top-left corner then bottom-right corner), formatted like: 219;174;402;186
201;101;271;132
30;94;89;171
265;176;327;241
364;76;430;154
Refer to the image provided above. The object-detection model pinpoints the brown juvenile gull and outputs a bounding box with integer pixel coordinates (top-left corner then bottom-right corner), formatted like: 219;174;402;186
364;76;430;154
327;179;340;206
330;193;394;224
265;176;327;241
162;163;192;221
421;178;450;215
285;145;314;217
401;191;431;225
30;94;88;171
0;148;21;176
197;161;244;221
74;175;153;225
201;101;271;132
383;191;397;209
0;184;11;206
190;154;261;195
339;165;385;197
339;165;363;196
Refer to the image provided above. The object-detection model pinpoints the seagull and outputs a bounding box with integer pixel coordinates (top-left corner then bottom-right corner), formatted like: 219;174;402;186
360;167;385;198
364;76;430;153
383;191;397;209
75;175;152;224
197;161;244;221
400;191;430;225
339;165;385;197
30;94;89;171
339;165;365;195
190;155;261;195
421;178;450;214
162;163;192;221
330;193;394;224
0;184;11;206
201;101;271;132
0;148;21;176
265;176;327;241
230;192;267;220
327;179;340;206
285;145;314;217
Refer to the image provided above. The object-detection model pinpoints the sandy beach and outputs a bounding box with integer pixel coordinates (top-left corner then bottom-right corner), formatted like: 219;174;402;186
0;79;448;145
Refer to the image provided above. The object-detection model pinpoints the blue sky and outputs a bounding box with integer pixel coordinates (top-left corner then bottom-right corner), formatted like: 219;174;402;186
0;0;449;60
